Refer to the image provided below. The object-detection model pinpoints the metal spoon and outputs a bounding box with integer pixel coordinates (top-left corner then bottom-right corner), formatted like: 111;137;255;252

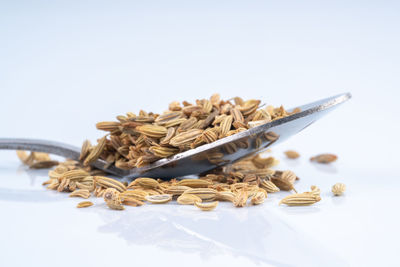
0;93;351;179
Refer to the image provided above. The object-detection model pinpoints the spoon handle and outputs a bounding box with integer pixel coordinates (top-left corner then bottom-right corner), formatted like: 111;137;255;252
0;138;81;160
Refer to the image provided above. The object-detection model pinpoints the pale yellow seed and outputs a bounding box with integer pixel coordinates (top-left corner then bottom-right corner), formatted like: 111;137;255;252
145;194;172;204
332;183;346;196
177;194;202;205
76;201;93;208
279;192;321;206
194;201;218;211
284;150;300;159
69;189;91;199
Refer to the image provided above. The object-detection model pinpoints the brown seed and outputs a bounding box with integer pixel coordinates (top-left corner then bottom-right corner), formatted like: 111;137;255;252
29;160;59;169
310;154;338;164
83;136;107;166
79;140;92;161
96;121;121;131
136;124;168;138
284;150;300;159
194;201;218;211
77;201;93;208
259;179;280;193
219;115;233;138
104;188;124;210
169;129;204;147
176;179;212;188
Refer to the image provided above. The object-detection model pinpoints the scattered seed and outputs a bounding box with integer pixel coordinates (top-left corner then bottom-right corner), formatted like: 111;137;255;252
194;201;218;211
332;183;346;196
310;153;337;164
284;150;300;159
77;201;93;208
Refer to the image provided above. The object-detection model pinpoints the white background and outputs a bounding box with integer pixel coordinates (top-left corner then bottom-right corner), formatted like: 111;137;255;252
0;1;399;266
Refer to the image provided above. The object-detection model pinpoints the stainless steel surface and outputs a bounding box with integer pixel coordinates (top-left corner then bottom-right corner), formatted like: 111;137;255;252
0;93;351;179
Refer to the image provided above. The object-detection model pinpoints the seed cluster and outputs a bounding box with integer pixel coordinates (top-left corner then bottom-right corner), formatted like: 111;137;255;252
17;148;343;211
14;94;343;211
80;94;301;169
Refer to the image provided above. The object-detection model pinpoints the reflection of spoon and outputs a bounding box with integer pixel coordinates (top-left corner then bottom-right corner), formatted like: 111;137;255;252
310;162;338;174
0;93;351;179
79;204;347;266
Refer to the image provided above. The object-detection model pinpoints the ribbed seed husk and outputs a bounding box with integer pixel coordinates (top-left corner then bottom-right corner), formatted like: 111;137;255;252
94;176;126;192
177;194;202;205
176;179;212;188
182;188;217;202
279;192;321;206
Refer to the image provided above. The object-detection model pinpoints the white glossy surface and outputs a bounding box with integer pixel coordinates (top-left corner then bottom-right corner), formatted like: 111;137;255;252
0;149;398;267
1;1;399;266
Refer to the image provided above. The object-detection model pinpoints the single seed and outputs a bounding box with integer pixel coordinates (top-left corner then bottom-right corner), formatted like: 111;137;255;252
332;183;346;196
310;153;338;164
145;194;172;204
77;201;93;208
194;201;218;211
284;150;300;159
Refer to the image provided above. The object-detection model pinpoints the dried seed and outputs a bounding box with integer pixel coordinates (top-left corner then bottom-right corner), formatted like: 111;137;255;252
231;108;244;123
176;179;212;188
310;185;321;196
77;201;93;208
233;188;248;207
284;150;300;159
169;129;204;147
149;146;179;158
83;136;107;166
94;176;126;192
122;197;144;207
279;192;321;206
69;189;91;199
177;194;202;205
182;188;217;202
128;178;160;189
215;191;236;202
332;183;346;196
194;201;218;211
160;127;176;145
164;186;191;196
310;154;337;164
219;115;233;138
104;188;124;210
79;140;92;161
145;194;172;204
96;121;121;131
29;160;59;169
57;178;70;192
60;170;90;181
251;191;266;205
136;124;168;138
120;190;149;201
